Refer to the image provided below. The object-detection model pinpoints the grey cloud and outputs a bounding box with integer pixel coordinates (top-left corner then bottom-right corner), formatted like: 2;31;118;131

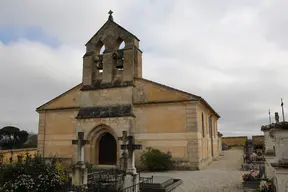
1;0;288;136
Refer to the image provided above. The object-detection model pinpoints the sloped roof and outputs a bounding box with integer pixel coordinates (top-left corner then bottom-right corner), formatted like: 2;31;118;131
85;18;139;46
36;84;82;112
136;77;220;118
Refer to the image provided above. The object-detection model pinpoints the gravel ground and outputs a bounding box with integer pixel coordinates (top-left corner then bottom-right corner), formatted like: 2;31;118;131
141;148;247;192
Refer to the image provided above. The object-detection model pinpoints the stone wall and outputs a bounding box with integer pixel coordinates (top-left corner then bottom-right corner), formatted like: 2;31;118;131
40;110;78;159
196;102;219;168
133;102;199;169
0;148;37;164
80;87;133;107
222;136;247;147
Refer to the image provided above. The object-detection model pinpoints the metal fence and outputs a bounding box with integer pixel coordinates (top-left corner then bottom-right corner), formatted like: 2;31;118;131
119;176;153;192
87;169;126;191
66;169;153;192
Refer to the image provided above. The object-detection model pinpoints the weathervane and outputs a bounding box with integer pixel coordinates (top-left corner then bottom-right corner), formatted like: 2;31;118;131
108;10;113;21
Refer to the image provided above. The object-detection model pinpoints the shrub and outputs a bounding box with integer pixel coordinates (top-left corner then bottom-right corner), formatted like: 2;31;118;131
140;147;173;171
0;154;69;192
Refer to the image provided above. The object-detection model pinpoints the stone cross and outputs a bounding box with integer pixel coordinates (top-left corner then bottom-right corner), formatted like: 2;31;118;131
121;135;142;191
72;132;89;162
118;131;129;170
108;10;113;21
118;131;128;144
121;136;142;155
121;135;142;173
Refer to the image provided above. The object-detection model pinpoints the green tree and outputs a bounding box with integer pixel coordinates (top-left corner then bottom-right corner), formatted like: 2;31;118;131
0;126;28;149
22;134;38;148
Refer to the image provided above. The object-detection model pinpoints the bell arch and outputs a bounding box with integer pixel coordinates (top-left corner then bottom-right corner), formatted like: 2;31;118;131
94;40;105;55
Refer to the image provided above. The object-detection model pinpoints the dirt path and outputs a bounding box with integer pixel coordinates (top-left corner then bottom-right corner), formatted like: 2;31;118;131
142;148;246;192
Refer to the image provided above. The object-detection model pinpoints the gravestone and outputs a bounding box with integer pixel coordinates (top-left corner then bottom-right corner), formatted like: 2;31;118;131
71;131;89;186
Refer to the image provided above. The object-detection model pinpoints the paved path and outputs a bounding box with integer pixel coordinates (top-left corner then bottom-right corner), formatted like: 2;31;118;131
142;148;246;192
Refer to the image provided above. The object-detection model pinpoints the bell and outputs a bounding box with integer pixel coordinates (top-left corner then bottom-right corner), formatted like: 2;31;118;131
96;62;103;70
94;55;103;70
94;55;103;63
112;52;118;60
115;50;124;69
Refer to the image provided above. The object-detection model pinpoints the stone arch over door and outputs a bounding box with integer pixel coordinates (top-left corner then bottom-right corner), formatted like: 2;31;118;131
84;124;119;165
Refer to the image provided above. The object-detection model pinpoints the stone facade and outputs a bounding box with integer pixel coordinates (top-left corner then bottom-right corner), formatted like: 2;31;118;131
36;14;220;170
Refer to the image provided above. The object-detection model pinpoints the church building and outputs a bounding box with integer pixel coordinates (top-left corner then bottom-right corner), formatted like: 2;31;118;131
36;12;221;170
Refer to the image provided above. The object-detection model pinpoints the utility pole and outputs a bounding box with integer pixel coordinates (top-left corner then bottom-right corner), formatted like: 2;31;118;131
281;98;285;122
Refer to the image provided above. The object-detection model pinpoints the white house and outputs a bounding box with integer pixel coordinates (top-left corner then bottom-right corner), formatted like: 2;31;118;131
261;112;288;192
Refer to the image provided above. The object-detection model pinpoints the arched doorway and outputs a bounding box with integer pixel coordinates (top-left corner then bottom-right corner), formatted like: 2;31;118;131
99;132;117;165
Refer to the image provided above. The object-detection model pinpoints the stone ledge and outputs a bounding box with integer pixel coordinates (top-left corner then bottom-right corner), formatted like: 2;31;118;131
76;105;134;119
81;80;134;90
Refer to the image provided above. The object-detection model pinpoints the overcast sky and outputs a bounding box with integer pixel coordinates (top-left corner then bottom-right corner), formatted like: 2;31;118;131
0;1;287;136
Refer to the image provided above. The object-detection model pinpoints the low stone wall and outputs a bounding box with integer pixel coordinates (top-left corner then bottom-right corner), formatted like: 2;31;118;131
222;136;247;147
0;148;37;164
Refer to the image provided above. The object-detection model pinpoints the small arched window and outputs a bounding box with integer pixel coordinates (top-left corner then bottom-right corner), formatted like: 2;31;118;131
202;113;205;137
116;37;125;50
119;41;125;49
100;45;105;54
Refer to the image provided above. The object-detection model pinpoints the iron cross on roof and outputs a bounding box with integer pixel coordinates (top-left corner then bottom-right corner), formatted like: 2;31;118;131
121;135;142;152
72;132;89;162
108;10;114;21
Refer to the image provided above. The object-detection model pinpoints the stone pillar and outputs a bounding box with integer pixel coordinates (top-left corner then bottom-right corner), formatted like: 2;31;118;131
124;151;139;191
72;162;88;186
82;54;93;86
102;52;113;83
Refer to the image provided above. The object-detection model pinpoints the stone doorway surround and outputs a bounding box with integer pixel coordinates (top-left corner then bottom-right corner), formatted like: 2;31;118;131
84;124;120;166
